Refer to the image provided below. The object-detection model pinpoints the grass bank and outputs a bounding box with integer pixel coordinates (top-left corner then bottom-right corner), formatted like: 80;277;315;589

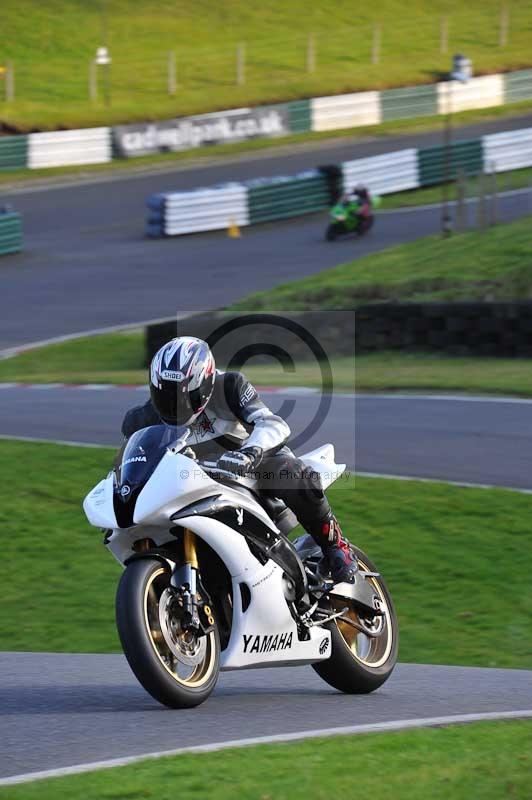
4;336;532;396
237;353;532;397
3;214;532;396
1;439;531;668
0;332;148;386
381;165;532;209
2;2;532;130
234;215;532;309
2;720;532;799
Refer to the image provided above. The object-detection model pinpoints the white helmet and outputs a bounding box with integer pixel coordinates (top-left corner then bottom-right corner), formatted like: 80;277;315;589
149;336;215;425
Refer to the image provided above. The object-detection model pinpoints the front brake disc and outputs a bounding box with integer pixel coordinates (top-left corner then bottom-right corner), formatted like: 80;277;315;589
158;588;207;666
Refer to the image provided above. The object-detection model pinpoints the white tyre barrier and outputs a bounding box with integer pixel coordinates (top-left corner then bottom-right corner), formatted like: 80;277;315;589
28;128;112;169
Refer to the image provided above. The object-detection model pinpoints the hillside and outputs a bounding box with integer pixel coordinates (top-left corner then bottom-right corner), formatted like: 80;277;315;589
2;0;532;129
232;215;532;310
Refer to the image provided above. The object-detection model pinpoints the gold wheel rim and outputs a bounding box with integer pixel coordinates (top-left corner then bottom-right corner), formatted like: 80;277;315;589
143;567;216;688
333;558;393;668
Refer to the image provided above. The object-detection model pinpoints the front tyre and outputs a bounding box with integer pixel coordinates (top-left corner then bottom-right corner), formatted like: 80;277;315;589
312;546;398;693
325;222;343;241
116;558;220;709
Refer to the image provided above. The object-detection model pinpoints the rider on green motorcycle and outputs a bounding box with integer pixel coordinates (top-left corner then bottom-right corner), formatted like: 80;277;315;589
326;183;377;241
345;184;372;218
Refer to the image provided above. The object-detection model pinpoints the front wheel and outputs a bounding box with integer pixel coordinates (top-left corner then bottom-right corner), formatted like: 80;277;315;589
312;546;398;693
325;222;344;241
116;558;220;708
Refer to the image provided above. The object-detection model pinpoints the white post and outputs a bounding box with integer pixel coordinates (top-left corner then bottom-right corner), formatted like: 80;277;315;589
499;4;509;47
237;42;245;86
440;16;448;54
6;60;14;102
167;51;177;95
307;33;316;73
89;60;97;102
372;24;381;65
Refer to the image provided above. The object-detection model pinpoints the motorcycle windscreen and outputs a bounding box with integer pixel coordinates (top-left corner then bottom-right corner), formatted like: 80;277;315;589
114;424;188;527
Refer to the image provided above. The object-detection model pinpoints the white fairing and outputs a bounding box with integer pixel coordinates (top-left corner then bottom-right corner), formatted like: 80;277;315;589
300;443;346;490
83;473;117;529
133;452;219;526
175;514;331;669
83;441;343;669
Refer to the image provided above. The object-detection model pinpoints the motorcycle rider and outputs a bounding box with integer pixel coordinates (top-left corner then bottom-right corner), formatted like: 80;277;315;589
121;336;357;584
349;184;372;217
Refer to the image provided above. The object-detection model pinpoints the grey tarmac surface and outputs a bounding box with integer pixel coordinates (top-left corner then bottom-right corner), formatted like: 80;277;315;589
2;119;532;783
2;386;532;490
1;113;532;350
1;652;531;780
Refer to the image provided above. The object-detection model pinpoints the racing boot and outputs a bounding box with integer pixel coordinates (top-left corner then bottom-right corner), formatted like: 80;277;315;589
318;513;357;584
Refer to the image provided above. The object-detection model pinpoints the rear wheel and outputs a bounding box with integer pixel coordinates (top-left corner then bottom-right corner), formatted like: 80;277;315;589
312;546;398;693
358;215;374;236
116;558;220;708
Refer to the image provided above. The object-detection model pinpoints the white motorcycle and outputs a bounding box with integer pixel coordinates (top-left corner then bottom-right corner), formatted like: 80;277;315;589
83;424;398;708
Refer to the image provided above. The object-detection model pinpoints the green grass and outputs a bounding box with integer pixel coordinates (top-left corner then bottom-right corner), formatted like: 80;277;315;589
246;353;532;397
5;335;532;397
0;331;149;385
2;217;532;396
2;439;531;669
2;1;532;130
3;720;532;799
0;441;121;653
233;215;532;310
381;165;532;209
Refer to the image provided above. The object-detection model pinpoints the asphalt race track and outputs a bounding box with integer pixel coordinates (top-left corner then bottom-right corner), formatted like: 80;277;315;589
1;386;532;489
2;385;532;778
2;119;532;782
1;113;532;350
1;653;532;781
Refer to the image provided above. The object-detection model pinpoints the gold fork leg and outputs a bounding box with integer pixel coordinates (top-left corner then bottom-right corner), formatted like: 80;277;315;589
183;528;198;569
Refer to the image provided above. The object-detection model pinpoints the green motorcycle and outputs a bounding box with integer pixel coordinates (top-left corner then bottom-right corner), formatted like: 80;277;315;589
325;195;381;241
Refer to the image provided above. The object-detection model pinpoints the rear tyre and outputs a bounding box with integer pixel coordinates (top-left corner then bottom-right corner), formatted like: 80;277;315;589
116;558;220;709
312;546;398;693
357;215;374;237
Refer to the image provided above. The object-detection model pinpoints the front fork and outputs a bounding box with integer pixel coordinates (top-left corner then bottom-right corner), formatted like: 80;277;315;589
171;529;214;632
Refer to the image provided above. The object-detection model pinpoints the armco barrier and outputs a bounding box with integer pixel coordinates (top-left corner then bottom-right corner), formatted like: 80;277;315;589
0;212;23;256
418;139;483;186
248;171;329;224
311;91;381;132
381;84;438;122
27;127;112;169
437;75;504;114
147;183;249;237
342;149;419;195
0;67;530;173
147;122;532;236
483;127;532;172
0;136;28;171
287;100;312;134
504;68;532;103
